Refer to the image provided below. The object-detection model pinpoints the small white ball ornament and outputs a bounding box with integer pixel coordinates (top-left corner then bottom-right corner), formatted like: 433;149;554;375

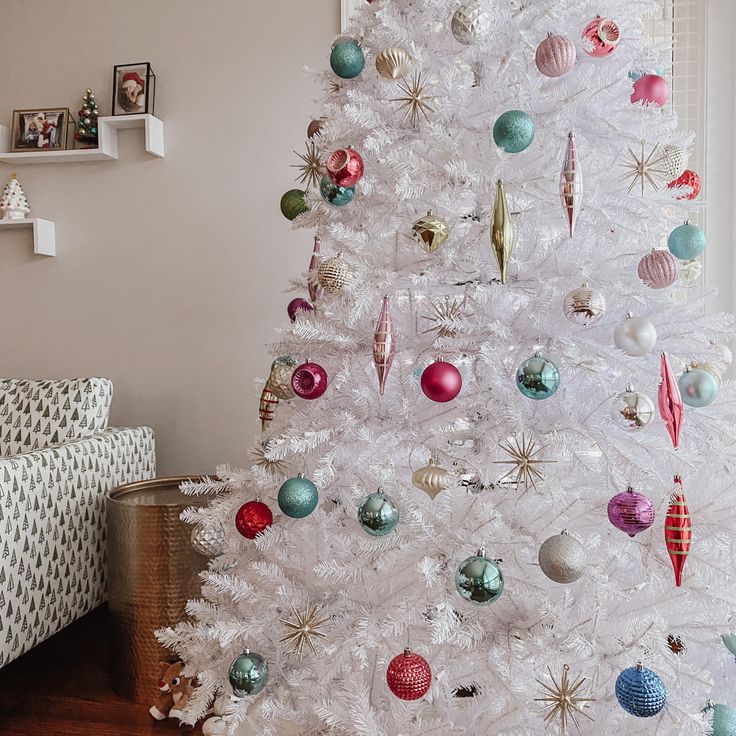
538;530;586;584
614;313;657;357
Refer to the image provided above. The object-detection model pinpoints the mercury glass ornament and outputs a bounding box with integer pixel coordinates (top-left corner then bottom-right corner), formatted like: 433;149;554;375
278;474;319;518
330;39;365;79
320;174;355;206
267;356;299;400
317;253;354;294
615;663;666;718
451;1;491;45
229;650;269;697
493;110;535;153
678;366;718;408
190;521;226;557
455;550;504;605
538;530;585;584
412;457;451;500
611;385;655;430
614;313;657;356
563;284;606;326
280;189;308;221
516;353;560;400
375;47;413;79
411;211;449;253
357;490;399;536
668;220;706;260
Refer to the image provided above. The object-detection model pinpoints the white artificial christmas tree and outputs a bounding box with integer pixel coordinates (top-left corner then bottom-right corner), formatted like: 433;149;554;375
160;1;736;734
1;173;30;220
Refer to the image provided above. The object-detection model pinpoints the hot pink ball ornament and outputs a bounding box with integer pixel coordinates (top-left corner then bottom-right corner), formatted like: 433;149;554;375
420;359;462;403
326;148;364;188
535;33;577;77
638;249;679;289
291;361;328;400
631;74;669;107
287;297;314;322
581;16;620;56
608;487;655;537
667;169;701;201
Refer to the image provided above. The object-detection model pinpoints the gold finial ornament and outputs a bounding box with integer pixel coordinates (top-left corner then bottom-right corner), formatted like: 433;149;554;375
491;179;513;284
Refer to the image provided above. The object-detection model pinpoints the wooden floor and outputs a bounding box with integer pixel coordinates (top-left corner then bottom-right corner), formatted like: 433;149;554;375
0;606;203;736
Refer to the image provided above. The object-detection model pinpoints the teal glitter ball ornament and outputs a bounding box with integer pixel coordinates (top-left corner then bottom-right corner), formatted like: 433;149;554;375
679;367;719;407
357;490;399;536
320;174;355;206
330;39;365;79
278;474;319;518
706;701;736;736
229;650;269;697
492;110;535;153
668;221;706;260
280;189;308;221
615;663;666;717
516;353;560;400
455;550;504;605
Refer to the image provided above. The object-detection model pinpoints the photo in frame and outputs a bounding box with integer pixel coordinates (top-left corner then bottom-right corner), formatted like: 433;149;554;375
112;62;156;116
10;108;70;151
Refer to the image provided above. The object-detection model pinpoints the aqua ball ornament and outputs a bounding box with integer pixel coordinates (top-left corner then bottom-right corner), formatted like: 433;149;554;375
278;474;319;518
330;39;365;79
707;702;736;736
357;491;400;536
615;663;666;717
320;174;355;206
229;650;269;697
493;110;535;153
516;354;560;400
668;221;706;260
679;367;718;407
455;551;504;605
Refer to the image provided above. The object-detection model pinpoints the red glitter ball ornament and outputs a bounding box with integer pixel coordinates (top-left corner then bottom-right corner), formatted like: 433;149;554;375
292;361;328;400
667;169;701;201
235;500;273;539
386;649;432;700
420;359;462;402
326;147;364;188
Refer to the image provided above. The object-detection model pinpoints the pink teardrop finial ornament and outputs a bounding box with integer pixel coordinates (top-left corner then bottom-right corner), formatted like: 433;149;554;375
373;296;396;395
308;234;323;302
559;131;582;238
659;352;683;449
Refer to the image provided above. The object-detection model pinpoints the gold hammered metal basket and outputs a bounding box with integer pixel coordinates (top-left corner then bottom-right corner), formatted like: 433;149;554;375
106;476;208;702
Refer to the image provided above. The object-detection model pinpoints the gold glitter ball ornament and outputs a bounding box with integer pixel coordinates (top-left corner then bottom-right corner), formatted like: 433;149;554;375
317;252;354;294
375;47;413;80
412;211;449;253
562;284;606;326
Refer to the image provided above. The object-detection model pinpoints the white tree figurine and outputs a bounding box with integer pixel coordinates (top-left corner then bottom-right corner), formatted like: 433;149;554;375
1;173;30;220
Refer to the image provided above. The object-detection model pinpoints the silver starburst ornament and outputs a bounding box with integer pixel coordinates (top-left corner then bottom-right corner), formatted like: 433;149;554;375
621;140;669;196
291;141;324;189
391;72;435;127
560;131;583;238
494;433;554;490
535;664;595;733
280;601;330;657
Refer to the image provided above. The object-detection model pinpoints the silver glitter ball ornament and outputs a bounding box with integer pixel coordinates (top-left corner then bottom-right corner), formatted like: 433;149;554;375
562;284;606;326
538;530;585;584
190;521;226;557
611;384;655;431
451;1;492;45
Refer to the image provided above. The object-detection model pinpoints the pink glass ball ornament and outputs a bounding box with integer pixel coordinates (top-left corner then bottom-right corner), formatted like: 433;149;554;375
638;249;679;289
631;74;669;107
291;361;328;400
326;147;364;188
287;297;315;322
420;358;462;403
535;33;577;77
608;487;655;537
582;16;620;57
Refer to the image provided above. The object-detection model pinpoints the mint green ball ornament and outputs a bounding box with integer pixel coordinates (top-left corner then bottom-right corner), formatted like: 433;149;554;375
516;353;560;400
330;40;365;79
679;366;718;407
320;174;355;206
357;490;399;536
229;650;269;696
706;701;736;736
280;189;308;221
668;221;706;260
455;550;504;604
493;110;535;153
278;474;318;518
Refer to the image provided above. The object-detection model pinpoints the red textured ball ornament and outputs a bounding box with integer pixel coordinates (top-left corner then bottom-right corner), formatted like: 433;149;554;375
386;649;432;700
235;500;273;539
421;359;462;402
667;169;701;201
326;148;364;188
631;74;669;107
292;361;328;400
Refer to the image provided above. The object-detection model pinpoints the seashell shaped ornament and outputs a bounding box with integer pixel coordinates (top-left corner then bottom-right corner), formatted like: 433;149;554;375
638;249;679;289
412;458;451;499
375;47;413;80
317;253;354;294
535;33;577;77
451;1;491;45
562;284;606;326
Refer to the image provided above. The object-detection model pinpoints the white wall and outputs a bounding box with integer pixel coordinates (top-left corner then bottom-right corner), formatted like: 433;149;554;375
0;0;339;474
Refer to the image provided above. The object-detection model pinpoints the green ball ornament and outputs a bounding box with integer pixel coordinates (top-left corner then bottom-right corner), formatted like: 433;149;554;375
706;701;736;736
679;367;718;407
455;550;504;604
330;40;365;79
229;650;269;696
668;221;706;260
357;491;399;536
516;353;560;400
280;189;308;221
278;474;319;518
493;110;535;153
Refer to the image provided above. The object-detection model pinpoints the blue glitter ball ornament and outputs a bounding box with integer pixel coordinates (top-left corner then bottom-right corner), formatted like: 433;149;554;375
229;650;269;697
357;491;400;536
668;221;706;260
320;174;355;206
615;664;666;717
679;367;718;408
455;551;504;605
707;702;736;736
278;474;319;518
516;354;560;400
330;39;365;79
492;110;535;153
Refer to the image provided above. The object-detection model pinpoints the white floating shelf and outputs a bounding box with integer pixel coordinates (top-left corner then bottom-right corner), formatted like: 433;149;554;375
0;114;164;164
0;218;55;256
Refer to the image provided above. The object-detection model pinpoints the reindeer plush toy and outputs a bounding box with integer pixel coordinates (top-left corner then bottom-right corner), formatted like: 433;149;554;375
149;660;194;721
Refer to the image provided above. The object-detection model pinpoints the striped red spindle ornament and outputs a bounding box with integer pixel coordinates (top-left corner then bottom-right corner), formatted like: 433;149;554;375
664;475;692;587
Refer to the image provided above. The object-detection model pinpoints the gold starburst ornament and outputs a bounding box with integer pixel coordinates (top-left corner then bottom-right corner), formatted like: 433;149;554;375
535;664;595;734
280;601;330;656
421;296;467;337
620;139;669;196
251;443;286;477
291;140;324;189
494;433;554;490
391;72;435;126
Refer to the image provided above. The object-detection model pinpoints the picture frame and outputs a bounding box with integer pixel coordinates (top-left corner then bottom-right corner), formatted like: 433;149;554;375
10;108;70;152
112;62;156;116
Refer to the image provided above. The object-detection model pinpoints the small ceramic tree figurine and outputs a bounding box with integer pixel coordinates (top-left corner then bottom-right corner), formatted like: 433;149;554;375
1;173;30;220
75;88;99;145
